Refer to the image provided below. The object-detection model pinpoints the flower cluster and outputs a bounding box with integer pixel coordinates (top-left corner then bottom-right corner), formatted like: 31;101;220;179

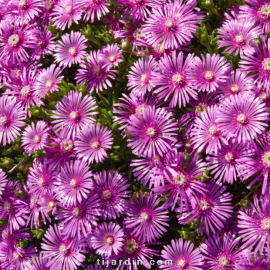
0;0;269;270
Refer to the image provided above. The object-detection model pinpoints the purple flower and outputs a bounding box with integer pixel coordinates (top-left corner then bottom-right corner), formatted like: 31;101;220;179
74;123;113;164
75;50;116;93
51;0;83;30
127;106;178;157
34;64;63;98
38;0;57;25
151;52;197;108
113;231;158;270
239;0;270;32
0;22;34;63
99;43;123;71
11;0;42;24
153;152;206;211
92;170;131;219
0;182;29;232
216;93;269;143
206;141;252;184
2;245;37;270
79;0;110;22
159;238;204;270
191;53;230;92
200;233;242;270
28;254;50;270
56;195;100;240
190;105;227;154
0;96;25;146
91;222;124;257
22;121;50;154
124;193;169;242
142;0;204;50
41;225;85;270
27;159;57;197
0;169;7;196
55;31;87;67
238;195;270;256
239;37;270;85
54;159;93;206
178;180;233;235
29;27;56;59
51;91;98;140
127;56;157;97
217;19;263;56
217;70;254;100
84;264;114;270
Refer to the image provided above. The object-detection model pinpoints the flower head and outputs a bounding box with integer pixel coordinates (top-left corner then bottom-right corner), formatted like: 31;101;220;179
74;122;113;164
191;53;230;92
41;225;85;270
92;170;131;219
51;91;98;140
22;121;50;154
91;222;124;257
0;170;7;196
159;238;204;270
127;106;178;157
54;159;93;206
55;31;87;67
51;0;83;30
216;93;269;143
142;0;205;50
0;96;25;146
125;193;169;242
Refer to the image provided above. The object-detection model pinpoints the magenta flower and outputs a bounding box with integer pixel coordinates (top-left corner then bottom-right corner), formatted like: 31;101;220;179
27;159;57;197
142;0;205;50
216;93;269;143
99;43;123;71
0;96;25;146
56;195;100;240
92;170;131;219
217;70;254;100
75;50;116;93
239;37;270;85
74;123;113;164
0;22;34;63
127;56;157;97
55;31;87;67
237;195;270;256
239;0;270;32
159;238;203;270
0;182;29;232
54;159;93;206
38;0;57;25
0;170;7;196
51;91;98;140
191;53;230;92
151;51;197;108
11;0;42;23
91;222;124;257
22;121;50;154
41;225;85;270
237;250;270;270
206;141;251;184
79;0;109;22
190;105;227;154
28;254;50;270
34;64;63;98
153;152;206;211
200;233;242;270
127;106;178;157
51;0;83;30
178;180;233;235
240;132;270;194
29;27;56;59
84;265;114;270
113;231;158;270
217;19;263;56
125;193;169;242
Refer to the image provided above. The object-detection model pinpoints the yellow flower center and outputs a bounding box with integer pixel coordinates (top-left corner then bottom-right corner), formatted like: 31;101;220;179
38;177;44;185
140;211;149;221
70;179;76;187
124;238;139;254
147;127;155;136
172;73;183;83
178;259;185;267
106;236;114;244
230;85;239;93
21;85;31;96
261;217;270;230
91;141;99;149
262;58;270;71
237;113;246;123
48;201;54;207
204;71;214;80
199;199;209;211
102;190;112;199
59;244;68;254
46;80;52;88
259;4;270;18
219;256;229;266
93;66;100;73
18;0;26;6
65;5;72;13
13;252;19;260
174;173;187;186
70;111;78;120
260;92;267;100
63;140;73;151
225;152;233;162
8;34;20;47
235;35;243;42
0;116;7;125
34;135;41;143
68;47;76;56
165;19;173;27
109;55;116;62
4;201;11;212
209;125;217;135
72;207;80;216
262;151;270;167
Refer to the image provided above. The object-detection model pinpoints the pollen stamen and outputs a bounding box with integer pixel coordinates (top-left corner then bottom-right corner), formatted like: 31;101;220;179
230;85;239;93
59;244;68;254
237;113;246;123
199;199;210;211
0;116;7;125
235;35;243;43
8;34;20;47
204;71;214;80
178;259;185;267
225;152;233;162
262;58;270;71
21;85;31;97
124;238;139;254
147;127;156;137
261;217;270;230
102;189;112;200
